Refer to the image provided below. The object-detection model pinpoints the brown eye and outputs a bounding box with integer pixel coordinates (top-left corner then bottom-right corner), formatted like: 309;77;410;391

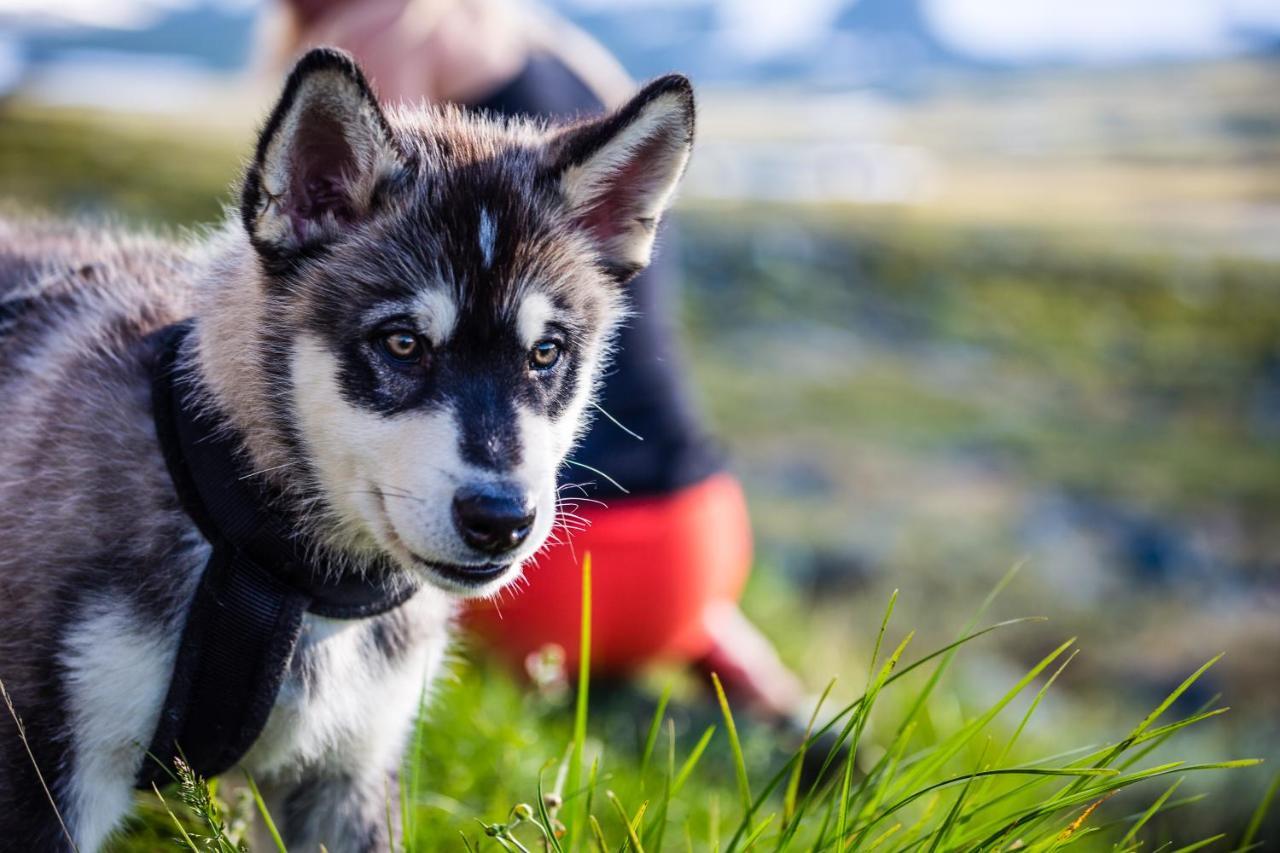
529;340;561;370
380;331;423;364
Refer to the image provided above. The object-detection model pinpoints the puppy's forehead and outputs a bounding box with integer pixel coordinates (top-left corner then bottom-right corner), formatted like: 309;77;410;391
302;141;609;342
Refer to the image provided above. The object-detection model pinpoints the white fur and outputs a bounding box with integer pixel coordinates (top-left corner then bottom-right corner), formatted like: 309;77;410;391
242;594;449;781
414;289;458;347
516;291;555;348
477;207;496;270
61;596;185;850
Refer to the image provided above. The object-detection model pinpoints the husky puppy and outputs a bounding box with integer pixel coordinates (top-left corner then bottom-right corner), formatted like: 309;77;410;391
0;48;693;851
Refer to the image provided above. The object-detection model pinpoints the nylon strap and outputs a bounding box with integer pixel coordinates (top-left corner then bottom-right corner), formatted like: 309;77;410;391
137;322;417;789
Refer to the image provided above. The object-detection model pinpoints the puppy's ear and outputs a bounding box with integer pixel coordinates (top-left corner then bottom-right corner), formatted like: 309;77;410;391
548;75;695;282
241;47;404;262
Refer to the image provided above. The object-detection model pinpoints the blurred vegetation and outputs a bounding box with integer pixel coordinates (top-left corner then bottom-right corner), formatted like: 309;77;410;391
2;94;1276;844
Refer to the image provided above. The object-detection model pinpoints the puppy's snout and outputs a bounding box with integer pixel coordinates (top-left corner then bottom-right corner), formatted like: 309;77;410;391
452;482;536;556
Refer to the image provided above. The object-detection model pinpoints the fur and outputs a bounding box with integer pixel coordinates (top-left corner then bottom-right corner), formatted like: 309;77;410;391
0;47;694;850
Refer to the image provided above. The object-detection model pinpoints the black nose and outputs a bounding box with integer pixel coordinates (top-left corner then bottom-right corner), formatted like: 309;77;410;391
452;483;536;556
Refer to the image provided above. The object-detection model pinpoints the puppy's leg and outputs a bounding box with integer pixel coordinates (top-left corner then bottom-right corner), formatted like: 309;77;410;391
0;721;79;852
59;596;177;851
262;770;401;853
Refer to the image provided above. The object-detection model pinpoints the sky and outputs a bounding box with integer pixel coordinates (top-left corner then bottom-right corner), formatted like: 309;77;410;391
1;0;1279;64
923;0;1280;63
566;0;1280;62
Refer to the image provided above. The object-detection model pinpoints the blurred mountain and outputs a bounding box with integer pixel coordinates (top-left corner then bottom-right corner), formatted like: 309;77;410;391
558;0;979;89
11;3;256;72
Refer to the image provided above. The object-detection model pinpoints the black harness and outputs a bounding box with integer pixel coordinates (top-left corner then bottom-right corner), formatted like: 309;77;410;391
137;322;417;789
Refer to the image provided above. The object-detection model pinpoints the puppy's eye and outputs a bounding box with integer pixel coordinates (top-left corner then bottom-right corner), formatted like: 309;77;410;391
529;340;561;371
379;331;425;364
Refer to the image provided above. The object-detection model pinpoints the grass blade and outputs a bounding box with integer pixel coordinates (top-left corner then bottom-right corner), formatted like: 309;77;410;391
589;815;610;853
151;783;200;852
712;672;753;817
925;741;990;852
245;772;287;853
567;553;593;852
538;763;567;853
606;790;646;853
1121;777;1183;846
1170;835;1227;853
639;682;673;784
1239;770;1280;850
671;725;717;798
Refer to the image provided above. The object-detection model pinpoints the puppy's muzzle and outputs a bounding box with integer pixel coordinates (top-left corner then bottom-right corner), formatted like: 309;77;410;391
452;482;536;557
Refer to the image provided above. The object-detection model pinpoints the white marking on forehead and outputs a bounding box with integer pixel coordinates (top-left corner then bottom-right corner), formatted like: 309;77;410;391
478;207;496;270
414;289;458;346
517;292;555;348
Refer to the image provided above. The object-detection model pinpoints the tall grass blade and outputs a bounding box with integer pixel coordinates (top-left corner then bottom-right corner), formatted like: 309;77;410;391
151;783;201;852
784;677;837;831
925;741;989;852
588;815;609;853
639;682;673;784
712;672;753;816
1120;777;1183;846
537;763;567;853
402;683;431;847
671;725;717;798
891;637;1077;799
245;772;288;853
1169;835;1227;853
895;560;1026;739
606;791;646;853
838;591;898;847
567;553;593;852
741;813;775;849
857;766;1118;841
1103;655;1224;770
1239;770;1280;850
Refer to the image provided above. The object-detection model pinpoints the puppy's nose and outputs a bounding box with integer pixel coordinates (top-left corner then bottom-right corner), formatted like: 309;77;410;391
452;483;536;556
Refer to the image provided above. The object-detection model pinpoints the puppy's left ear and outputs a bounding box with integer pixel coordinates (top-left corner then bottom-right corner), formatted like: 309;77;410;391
548;75;695;282
241;47;404;261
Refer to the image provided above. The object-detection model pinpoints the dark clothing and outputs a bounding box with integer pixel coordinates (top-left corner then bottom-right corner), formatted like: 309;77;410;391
470;55;723;499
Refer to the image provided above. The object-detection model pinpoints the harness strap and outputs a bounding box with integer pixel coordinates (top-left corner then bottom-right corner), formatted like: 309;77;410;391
137;322;417;789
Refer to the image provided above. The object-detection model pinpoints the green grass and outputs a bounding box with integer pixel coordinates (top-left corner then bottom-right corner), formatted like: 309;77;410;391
113;561;1269;851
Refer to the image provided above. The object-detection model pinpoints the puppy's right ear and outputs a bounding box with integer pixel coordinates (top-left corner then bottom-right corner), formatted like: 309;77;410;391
547;75;695;283
241;47;404;264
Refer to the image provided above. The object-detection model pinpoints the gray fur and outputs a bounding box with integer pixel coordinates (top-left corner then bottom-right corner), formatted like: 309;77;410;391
0;48;693;850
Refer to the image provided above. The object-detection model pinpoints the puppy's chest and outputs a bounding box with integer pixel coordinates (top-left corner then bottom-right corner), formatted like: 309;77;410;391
242;600;451;780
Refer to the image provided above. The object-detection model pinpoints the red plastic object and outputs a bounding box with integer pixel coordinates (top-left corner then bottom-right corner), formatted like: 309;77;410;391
464;473;753;674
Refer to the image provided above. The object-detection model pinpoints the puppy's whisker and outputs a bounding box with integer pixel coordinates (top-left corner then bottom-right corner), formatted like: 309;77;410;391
564;459;628;494
556;496;609;510
590;401;644;442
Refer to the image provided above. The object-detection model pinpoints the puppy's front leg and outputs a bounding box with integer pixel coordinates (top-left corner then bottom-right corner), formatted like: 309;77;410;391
257;770;401;853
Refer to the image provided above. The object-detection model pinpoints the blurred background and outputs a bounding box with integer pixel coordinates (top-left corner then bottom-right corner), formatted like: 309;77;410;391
2;0;1278;841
